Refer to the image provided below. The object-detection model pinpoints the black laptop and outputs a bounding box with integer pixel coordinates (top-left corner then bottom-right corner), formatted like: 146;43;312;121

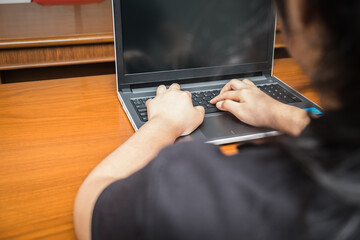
112;0;321;145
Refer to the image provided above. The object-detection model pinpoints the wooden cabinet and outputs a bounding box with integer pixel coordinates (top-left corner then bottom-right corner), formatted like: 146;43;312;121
0;1;286;83
0;0;115;82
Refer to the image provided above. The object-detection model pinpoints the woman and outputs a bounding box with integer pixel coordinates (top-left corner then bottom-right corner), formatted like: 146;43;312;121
74;0;360;239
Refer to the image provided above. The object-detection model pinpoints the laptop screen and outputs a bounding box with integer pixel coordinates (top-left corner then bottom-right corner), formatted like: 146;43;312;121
114;0;275;86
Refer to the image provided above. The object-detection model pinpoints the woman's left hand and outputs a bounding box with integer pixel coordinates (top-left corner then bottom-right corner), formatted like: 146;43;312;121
146;83;205;137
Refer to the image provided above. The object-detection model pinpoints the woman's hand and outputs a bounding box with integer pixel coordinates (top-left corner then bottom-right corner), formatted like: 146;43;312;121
210;79;310;136
210;79;281;128
146;83;205;137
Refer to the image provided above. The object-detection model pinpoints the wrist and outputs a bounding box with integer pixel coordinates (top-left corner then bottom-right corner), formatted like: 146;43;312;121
268;102;288;130
271;103;310;136
145;116;182;140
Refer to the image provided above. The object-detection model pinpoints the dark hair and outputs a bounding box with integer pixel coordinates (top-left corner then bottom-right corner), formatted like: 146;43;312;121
275;0;360;109
274;1;360;239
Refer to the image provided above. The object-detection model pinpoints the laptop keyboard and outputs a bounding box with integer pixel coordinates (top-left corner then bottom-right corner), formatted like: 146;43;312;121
258;84;302;104
131;89;221;122
131;84;301;122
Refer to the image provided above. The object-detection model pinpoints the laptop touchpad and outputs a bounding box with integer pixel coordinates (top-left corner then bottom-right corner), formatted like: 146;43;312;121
200;113;264;139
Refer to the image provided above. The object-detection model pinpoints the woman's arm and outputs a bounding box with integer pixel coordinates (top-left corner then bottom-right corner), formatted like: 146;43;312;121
73;84;204;240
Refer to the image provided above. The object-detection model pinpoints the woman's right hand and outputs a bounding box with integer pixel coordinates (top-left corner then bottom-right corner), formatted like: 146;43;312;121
210;79;310;136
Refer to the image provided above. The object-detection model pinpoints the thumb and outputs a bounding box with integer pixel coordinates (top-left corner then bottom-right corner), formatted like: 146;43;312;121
216;100;241;115
195;106;205;124
195;106;205;118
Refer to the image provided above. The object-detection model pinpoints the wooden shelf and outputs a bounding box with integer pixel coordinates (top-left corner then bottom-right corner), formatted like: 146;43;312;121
0;43;115;71
0;1;113;45
0;0;114;73
0;34;114;50
0;1;287;82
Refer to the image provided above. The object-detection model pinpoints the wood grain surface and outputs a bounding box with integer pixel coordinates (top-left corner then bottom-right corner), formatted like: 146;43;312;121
0;0;113;49
0;0;114;71
0;58;319;240
0;43;115;71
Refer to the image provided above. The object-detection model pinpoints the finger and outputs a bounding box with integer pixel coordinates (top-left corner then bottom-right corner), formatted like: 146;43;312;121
195;105;205;116
242;79;256;86
157;85;167;95
216;100;242;116
220;79;247;95
210;90;241;104
216;100;246;122
145;99;152;107
184;91;192;98
169;83;181;91
220;79;239;95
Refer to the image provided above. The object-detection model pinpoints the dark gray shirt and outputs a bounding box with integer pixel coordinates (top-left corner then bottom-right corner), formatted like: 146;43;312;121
92;114;357;240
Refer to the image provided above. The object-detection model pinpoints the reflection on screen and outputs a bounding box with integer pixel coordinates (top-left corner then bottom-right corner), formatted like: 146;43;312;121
121;0;272;75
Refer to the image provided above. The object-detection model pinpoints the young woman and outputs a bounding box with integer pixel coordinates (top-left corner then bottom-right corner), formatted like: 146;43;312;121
74;0;360;239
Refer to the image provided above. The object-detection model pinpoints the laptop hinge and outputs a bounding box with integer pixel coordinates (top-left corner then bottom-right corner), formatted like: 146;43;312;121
263;70;272;78
264;73;272;78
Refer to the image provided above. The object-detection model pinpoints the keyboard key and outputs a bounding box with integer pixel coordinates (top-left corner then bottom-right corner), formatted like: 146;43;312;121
291;96;302;103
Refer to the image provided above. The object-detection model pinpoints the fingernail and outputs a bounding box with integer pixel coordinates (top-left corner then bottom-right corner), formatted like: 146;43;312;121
216;101;223;109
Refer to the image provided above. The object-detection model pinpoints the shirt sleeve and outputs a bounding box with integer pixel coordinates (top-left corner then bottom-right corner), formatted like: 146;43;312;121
91;164;150;240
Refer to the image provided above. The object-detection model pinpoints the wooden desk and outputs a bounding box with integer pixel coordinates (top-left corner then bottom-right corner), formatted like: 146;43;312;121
0;58;319;240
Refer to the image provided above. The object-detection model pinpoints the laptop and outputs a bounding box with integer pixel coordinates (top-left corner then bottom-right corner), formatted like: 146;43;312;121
112;0;321;145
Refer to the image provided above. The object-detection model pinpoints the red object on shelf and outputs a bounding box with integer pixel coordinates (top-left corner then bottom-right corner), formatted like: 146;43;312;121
32;0;104;5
